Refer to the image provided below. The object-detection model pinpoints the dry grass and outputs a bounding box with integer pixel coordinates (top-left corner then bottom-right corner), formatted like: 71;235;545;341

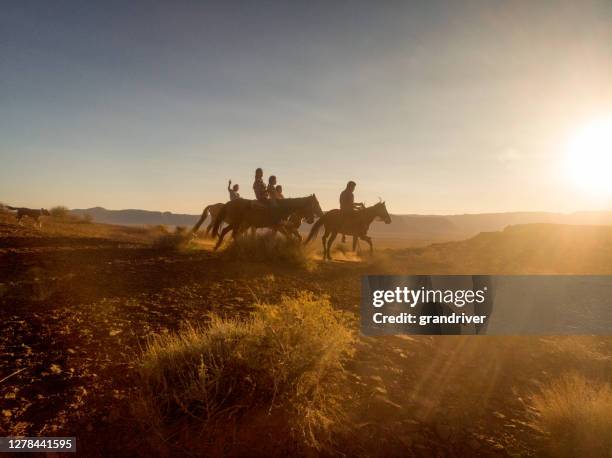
133;292;355;454
531;373;612;457
222;232;314;269
152;226;192;250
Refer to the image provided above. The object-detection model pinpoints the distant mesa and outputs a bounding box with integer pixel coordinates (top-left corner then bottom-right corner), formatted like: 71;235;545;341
69;207;612;240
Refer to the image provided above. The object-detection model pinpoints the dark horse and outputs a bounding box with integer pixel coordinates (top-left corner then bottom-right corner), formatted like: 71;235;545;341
211;195;323;250
305;201;391;260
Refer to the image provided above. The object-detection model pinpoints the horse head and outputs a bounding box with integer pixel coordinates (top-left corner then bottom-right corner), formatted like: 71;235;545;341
310;194;324;218
375;201;392;224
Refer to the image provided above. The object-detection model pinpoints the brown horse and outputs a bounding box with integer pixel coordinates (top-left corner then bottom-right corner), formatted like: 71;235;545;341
191;203;225;236
211;195;323;250
305;201;391;260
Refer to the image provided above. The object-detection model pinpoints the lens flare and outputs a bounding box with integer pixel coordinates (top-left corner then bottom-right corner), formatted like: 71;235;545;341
566;117;612;194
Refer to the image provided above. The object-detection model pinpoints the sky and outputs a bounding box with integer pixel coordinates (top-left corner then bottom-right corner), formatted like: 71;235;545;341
1;0;611;214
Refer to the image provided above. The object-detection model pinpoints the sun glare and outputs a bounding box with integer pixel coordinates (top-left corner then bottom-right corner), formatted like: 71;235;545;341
566;117;612;194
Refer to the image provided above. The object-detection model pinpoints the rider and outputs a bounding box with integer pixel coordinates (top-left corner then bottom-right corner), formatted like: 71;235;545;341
267;175;278;199
340;180;364;243
227;180;240;200
253;168;268;202
275;184;284;199
267;175;282;223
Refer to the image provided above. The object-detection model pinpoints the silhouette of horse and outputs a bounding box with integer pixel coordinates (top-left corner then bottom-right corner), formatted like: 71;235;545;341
305;201;391;260
211;195;323;250
7;206;50;228
191;203;225;237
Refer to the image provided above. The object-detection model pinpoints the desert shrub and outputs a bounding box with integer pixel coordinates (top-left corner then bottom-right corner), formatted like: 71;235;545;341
47;205;91;223
50;205;70;219
531;373;612;457
222;232;313;269
134;292;355;453
152;226;191;250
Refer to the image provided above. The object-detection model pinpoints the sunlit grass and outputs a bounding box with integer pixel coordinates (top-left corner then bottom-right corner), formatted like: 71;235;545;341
133;292;355;454
531;373;612;457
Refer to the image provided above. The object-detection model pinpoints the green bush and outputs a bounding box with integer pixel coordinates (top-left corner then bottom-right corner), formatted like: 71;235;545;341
134;292;355;453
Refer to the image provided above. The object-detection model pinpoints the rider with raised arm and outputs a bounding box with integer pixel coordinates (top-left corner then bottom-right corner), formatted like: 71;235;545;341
227;180;240;201
340;181;364;242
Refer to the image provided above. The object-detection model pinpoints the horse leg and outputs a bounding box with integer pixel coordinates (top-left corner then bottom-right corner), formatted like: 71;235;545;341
205;221;215;237
215;225;233;250
326;232;338;260
361;235;373;254
321;229;329;259
352;235;359;252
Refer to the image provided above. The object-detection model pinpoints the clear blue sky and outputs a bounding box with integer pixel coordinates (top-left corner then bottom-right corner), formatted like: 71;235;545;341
1;1;611;214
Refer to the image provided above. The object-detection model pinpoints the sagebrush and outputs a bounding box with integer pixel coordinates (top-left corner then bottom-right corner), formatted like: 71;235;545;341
152;226;191;250
134;291;355;453
531;373;612;457
222;232;313;269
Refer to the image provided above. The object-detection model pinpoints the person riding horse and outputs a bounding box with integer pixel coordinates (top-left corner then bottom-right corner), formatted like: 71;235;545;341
227;180;240;200
253;168;268;202
340;181;365;243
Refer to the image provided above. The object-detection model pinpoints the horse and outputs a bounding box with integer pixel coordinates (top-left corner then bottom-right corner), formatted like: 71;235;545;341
279;205;318;241
191;203;225;237
6;206;50;228
211;195;323;250
304;201;391;260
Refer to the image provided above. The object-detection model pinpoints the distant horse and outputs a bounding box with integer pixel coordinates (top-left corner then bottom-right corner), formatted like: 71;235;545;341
305;201;391;260
6;206;50;228
191;203;225;237
211;195;323;250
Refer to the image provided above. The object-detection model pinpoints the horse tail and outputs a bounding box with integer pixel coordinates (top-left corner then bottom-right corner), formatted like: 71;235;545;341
211;204;227;238
191;204;213;233
304;215;325;245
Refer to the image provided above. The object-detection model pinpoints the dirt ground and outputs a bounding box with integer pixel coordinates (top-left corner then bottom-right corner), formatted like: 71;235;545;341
1;216;610;457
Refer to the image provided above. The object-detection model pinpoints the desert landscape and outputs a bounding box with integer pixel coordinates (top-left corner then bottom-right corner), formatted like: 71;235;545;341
2;2;612;456
1;208;610;457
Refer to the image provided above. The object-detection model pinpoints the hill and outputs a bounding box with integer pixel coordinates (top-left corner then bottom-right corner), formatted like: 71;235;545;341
391;223;612;274
70;206;612;242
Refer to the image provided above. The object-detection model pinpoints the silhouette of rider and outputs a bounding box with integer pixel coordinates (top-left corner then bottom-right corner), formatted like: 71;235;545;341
340;181;364;242
275;185;284;199
267;175;282;223
227;180;240;201
267;175;278;199
253;168;268;202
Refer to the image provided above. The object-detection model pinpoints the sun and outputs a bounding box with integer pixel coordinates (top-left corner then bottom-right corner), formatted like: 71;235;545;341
566;117;612;194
